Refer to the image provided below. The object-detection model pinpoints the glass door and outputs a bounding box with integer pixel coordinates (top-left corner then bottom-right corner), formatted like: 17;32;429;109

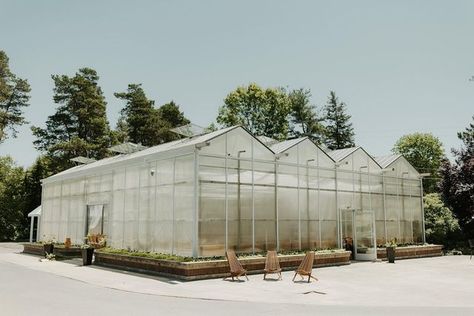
340;209;376;261
86;204;104;236
354;210;376;260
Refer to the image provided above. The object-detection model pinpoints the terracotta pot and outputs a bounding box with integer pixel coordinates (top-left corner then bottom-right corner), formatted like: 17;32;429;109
65;238;71;248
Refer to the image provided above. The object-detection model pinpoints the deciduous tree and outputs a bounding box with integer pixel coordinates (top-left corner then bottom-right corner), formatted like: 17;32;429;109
393;133;445;193
217;83;290;140
0;156;25;241
440;116;474;238
423;193;462;248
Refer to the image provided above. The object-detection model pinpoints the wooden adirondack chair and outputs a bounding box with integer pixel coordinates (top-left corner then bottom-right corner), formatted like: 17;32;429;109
263;250;282;280
292;251;318;283
225;250;249;281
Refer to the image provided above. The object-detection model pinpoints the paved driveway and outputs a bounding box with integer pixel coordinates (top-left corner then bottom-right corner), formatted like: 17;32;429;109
1;243;473;315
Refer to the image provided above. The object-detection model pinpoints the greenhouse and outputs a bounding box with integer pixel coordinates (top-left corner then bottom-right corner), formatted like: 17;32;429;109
39;126;425;260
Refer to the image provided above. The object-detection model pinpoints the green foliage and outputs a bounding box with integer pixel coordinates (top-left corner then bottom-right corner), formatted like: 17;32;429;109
155;101;190;143
0;156;52;241
0;156;25;241
98;247;196;262
114;84;158;146
440;116;474;238
18;157;52;239
424;193;462;248
385;238;398;248
115;84;189;146
204;122;218;133
0;50;31;143
288;88;324;143
393;132;445;193
32;68;113;172
322;91;355;150
217;83;291;140
98;247;345;262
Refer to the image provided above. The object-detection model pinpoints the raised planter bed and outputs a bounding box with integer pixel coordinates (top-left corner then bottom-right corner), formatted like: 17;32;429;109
53;246;82;258
22;243;45;256
94;250;351;281
22;243;82;258
377;244;443;261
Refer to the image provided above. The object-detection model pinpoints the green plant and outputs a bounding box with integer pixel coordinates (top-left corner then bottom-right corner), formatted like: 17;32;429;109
97;247;345;263
45;253;56;261
385;238;397;248
41;235;56;245
424;193;463;249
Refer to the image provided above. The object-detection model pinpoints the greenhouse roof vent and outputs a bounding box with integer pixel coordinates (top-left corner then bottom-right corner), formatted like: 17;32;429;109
256;135;278;147
109;142;148;155
170;123;207;138
70;156;97;165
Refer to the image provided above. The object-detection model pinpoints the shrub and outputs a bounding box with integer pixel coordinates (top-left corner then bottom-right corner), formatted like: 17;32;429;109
424;193;463;249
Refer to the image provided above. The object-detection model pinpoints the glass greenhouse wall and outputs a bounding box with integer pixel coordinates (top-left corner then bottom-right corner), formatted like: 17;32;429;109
39;126;424;257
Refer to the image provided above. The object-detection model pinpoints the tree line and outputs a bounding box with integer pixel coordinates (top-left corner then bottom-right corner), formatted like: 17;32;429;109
1;50;473;248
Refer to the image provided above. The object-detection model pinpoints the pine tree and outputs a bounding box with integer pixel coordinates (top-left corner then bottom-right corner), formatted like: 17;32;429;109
0;50;31;143
32;68;112;172
322;91;355;150
115;83;190;146
288;88;324;143
114;84;159;147
155;101;190;143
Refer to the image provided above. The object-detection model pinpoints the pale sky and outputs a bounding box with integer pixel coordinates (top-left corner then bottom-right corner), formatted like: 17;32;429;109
1;0;473;167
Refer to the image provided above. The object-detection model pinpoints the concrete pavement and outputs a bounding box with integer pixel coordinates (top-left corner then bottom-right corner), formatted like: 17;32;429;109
1;243;473;315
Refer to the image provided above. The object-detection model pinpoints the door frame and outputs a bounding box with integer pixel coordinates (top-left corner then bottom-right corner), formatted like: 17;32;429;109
339;208;377;261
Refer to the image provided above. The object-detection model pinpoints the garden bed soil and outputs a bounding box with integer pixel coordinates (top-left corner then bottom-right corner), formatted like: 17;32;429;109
377;244;443;260
94;250;351;281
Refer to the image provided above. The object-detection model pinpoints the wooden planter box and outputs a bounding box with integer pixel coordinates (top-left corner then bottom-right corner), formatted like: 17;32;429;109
94;251;351;281
377;245;443;260
22;243;45;256
22;243;82;258
53;246;82;258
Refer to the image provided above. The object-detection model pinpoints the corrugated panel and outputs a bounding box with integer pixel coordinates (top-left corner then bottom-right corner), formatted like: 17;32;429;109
374;154;401;168
327;147;360;162
43;126;239;182
270;138;306;153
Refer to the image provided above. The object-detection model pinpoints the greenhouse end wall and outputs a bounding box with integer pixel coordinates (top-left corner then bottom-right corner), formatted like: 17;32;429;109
39;126;425;258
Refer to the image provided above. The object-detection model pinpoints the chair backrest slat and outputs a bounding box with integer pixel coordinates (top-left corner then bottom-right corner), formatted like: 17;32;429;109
226;250;244;273
298;251;315;273
265;250;280;271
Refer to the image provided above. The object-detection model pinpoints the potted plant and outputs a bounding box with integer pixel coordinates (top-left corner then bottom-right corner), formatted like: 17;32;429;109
65;237;72;249
81;239;94;266
386;238;397;263
42;236;55;257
